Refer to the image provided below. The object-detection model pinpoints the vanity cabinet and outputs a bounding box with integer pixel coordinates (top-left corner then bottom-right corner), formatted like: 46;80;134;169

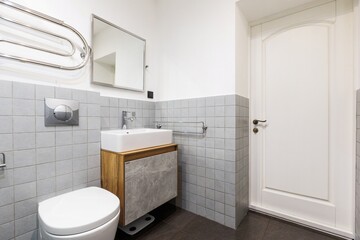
101;144;178;226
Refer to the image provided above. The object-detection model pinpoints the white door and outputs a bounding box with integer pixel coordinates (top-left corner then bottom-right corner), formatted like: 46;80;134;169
250;1;354;238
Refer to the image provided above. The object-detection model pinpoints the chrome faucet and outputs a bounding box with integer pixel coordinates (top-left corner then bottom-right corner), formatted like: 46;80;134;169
122;111;136;129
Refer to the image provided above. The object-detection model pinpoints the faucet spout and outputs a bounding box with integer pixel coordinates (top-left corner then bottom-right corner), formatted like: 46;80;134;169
122;111;136;129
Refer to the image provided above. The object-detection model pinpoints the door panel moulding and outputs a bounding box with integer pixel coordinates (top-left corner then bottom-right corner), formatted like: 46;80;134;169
248;0;334;26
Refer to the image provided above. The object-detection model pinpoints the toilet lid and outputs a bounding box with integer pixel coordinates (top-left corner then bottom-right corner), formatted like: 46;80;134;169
38;187;120;236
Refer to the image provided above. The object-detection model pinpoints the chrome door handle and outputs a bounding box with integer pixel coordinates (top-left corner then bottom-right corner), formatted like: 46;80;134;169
253;119;267;125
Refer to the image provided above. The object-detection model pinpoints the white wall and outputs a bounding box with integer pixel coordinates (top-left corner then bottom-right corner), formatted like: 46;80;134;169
235;3;249;98
355;0;360;90
0;0;158;100
155;0;238;101
1;0;251;101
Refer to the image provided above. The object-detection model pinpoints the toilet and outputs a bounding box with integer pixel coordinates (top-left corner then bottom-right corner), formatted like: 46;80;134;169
38;187;120;240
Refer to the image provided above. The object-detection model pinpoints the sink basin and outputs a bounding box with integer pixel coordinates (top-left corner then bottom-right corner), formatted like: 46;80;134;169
101;128;173;152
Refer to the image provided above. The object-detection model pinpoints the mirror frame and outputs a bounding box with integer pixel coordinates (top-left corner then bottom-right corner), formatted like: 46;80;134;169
91;14;146;92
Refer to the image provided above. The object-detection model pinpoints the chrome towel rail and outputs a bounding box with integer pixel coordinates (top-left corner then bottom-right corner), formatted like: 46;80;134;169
155;121;208;135
0;153;6;168
0;0;91;70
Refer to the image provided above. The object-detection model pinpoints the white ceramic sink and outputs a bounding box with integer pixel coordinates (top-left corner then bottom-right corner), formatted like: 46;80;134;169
101;128;173;152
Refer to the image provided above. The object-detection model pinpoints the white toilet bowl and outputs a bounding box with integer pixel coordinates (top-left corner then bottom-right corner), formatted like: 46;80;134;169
38;187;120;240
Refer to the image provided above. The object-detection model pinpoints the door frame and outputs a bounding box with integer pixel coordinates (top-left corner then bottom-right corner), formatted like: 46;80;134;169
248;1;356;238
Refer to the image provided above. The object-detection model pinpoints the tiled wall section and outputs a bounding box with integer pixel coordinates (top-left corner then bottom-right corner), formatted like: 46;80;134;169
100;96;155;130
155;95;249;229
356;89;360;240
0;80;101;240
235;97;249;227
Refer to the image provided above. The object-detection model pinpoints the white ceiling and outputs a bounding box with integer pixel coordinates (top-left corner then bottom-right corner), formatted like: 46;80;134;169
237;0;330;23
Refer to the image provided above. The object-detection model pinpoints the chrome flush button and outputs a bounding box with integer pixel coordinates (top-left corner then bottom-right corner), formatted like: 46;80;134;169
53;105;73;121
45;98;79;126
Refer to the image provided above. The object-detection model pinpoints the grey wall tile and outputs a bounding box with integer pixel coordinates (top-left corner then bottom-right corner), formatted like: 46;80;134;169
37;178;55;197
0;116;12;134
14;213;37;236
88;143;100;156
13;116;35;133
0;204;14;225
0;81;12;98
73;170;87;186
0;134;13;152
35;100;44;116
100;96;110;106
88;104;100;117
35;116;55;132
56;131;72;146
3;151;13;169
36;147;55;164
88;117;100;130
13;99;35;116
72;89;87;103
14;182;36;202
0;170;14;188
36;85;54;100
87;91;100;104
14;198;37;220
109;98;119;107
56;160;72;176
0;186;14;207
37;163;55;180
79;103;88;117
14;166;36;185
0;98;13;116
55;87;72;99
36;132;55;148
55;145;73;161
14;133;35;150
73;157;87;172
73;130;87;144
56;174;72;191
73;144;87;158
0;221;14;240
15;229;38;240
88;167;100;182
88;130;100;143
13;82;35;100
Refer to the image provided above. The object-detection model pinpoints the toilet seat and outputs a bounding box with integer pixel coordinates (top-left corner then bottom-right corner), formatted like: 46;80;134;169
38;187;120;236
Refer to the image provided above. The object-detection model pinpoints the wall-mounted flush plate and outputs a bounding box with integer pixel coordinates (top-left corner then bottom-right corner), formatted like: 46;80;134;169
45;98;79;126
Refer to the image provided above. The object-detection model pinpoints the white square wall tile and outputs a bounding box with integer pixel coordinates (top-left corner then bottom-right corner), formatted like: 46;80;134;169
0;134;13;152
0;80;12;98
14;182;36;202
14;198;37;219
0;186;14;207
36;85;54;100
0;204;14;225
14;213;37;236
13;133;35;150
13;82;35;100
0;221;14;240
0;98;13;116
0;116;12;134
13;99;35;116
13;166;36;185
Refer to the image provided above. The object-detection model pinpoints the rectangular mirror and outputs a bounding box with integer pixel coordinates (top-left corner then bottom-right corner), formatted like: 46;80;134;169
91;15;146;92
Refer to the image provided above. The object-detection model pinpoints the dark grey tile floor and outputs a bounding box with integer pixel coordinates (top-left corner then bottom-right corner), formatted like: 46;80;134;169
116;204;344;240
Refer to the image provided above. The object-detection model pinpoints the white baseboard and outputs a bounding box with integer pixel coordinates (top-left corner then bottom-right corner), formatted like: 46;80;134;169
249;204;354;239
